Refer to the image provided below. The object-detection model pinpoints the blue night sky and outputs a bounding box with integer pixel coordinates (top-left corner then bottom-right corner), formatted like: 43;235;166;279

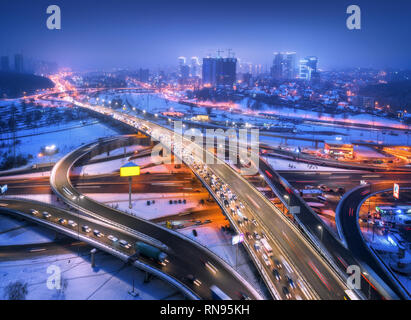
1;0;410;70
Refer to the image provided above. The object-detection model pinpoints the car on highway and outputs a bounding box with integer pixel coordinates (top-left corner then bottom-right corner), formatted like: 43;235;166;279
272;269;281;281
58;218;67;225
286;275;296;289
30;209;39;216
273;258;282;269
107;235;118;242
262;253;271;267
282;286;292;299
119;239;131;249
254;241;261;252
42;211;51;219
251;219;258;226
67;220;77;228
318;184;331;192
253;231;261;240
82;225;91;233
93;229;104;238
185;274;202;287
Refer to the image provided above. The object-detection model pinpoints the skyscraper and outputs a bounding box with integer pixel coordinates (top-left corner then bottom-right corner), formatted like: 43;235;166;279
190;56;200;77
14;54;23;73
1;56;10;71
270;52;297;80
202;57;237;87
177;56;190;82
299;56;318;81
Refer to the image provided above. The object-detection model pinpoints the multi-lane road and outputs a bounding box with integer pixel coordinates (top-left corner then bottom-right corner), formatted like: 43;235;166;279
71;102;356;300
49;135;262;300
18;91;404;300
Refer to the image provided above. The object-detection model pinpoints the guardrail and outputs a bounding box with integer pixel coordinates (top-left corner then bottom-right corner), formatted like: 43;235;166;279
0;198;200;300
335;184;411;299
72;100;351;300
261;158;401;300
50;132;263;300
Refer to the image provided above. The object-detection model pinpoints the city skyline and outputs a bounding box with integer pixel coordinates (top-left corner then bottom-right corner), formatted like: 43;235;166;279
1;0;411;71
0;0;410;304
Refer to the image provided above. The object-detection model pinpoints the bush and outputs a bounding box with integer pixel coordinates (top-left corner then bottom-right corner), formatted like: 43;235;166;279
3;281;28;300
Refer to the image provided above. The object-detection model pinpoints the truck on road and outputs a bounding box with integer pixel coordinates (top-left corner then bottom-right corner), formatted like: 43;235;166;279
135;241;168;266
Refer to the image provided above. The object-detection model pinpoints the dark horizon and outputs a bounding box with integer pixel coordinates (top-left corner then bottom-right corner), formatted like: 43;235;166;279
1;0;411;71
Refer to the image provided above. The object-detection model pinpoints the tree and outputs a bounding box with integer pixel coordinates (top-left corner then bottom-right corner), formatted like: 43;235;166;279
3;281;28;300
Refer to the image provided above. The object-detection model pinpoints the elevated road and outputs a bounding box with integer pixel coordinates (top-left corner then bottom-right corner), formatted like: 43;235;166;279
69;102;355;300
335;182;411;299
260;158;402;299
0;198;199;299
49;136;262;300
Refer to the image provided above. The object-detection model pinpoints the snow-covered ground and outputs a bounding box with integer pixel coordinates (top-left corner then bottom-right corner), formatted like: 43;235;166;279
93;92;410;146
72;155;170;176
14;122;119;162
0;215;55;245
0;251;184;300
354;146;388;159
84;193;206;220
0;121;120;171
264;156;353;171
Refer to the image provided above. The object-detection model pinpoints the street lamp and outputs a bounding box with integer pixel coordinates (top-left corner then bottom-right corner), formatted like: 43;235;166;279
318;225;323;242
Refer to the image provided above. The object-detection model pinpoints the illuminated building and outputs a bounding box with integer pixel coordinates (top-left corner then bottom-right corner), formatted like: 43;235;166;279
270;52;296;80
202;57;237;87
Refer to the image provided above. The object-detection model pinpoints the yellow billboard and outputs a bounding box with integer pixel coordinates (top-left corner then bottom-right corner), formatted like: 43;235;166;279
120;163;140;177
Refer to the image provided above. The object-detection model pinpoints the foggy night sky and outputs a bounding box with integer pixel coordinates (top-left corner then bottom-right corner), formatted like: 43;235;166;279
1;0;410;71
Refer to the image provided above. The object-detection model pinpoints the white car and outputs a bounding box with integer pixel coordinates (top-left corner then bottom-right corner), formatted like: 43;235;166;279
68;220;77;228
107;235;118;242
262;253;271;267
119;239;131;249
42;211;51;219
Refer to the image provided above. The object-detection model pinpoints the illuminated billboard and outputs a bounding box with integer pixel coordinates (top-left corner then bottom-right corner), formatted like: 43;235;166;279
120;162;140;177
